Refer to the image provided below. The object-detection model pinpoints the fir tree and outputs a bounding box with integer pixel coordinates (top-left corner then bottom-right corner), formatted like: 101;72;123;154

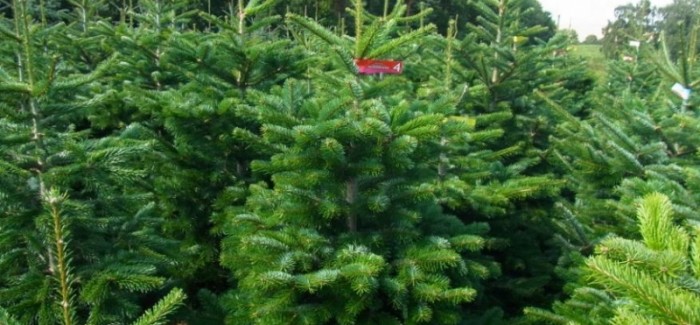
85;0;309;321
529;12;700;325
540;20;700;246
442;0;587;319
0;0;185;323
526;193;700;324
218;1;490;323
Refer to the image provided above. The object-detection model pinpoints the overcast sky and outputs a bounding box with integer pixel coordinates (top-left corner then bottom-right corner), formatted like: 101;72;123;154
538;0;674;40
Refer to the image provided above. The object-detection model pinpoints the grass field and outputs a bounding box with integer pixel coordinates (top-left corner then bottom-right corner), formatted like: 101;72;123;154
571;44;606;81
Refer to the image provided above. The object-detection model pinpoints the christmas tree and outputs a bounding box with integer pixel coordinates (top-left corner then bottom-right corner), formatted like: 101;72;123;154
527;193;700;324
0;0;185;323
527;6;700;324
441;0;591;319
218;1;491;323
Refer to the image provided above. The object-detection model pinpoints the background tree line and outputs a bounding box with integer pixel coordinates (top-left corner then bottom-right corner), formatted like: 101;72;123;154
600;0;700;60
0;0;557;39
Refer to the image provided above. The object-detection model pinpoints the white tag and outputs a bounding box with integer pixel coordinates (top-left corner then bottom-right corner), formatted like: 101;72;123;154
629;40;640;48
671;83;691;100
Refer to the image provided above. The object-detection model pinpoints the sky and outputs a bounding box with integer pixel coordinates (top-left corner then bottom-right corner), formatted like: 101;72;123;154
538;0;674;40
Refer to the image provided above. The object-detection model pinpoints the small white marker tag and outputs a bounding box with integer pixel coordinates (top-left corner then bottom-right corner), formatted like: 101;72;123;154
671;83;691;100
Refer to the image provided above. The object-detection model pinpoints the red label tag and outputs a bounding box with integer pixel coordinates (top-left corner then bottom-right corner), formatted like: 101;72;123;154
354;59;403;75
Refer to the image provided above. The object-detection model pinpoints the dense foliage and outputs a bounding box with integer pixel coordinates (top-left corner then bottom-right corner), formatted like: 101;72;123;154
600;0;700;61
0;0;698;324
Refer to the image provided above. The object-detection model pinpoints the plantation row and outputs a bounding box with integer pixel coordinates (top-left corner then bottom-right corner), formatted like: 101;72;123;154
1;0;699;324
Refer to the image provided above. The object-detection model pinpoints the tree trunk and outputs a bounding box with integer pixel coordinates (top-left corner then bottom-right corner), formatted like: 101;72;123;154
334;0;346;16
346;178;358;232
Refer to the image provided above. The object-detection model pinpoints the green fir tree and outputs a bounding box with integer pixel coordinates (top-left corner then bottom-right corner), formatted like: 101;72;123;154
530;11;700;325
527;193;700;325
443;0;589;320
0;0;186;323
218;1;490;324
93;0;307;321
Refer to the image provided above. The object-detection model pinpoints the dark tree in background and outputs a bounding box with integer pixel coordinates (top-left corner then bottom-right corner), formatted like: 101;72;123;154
657;0;700;60
582;34;599;44
600;0;700;61
600;0;658;59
